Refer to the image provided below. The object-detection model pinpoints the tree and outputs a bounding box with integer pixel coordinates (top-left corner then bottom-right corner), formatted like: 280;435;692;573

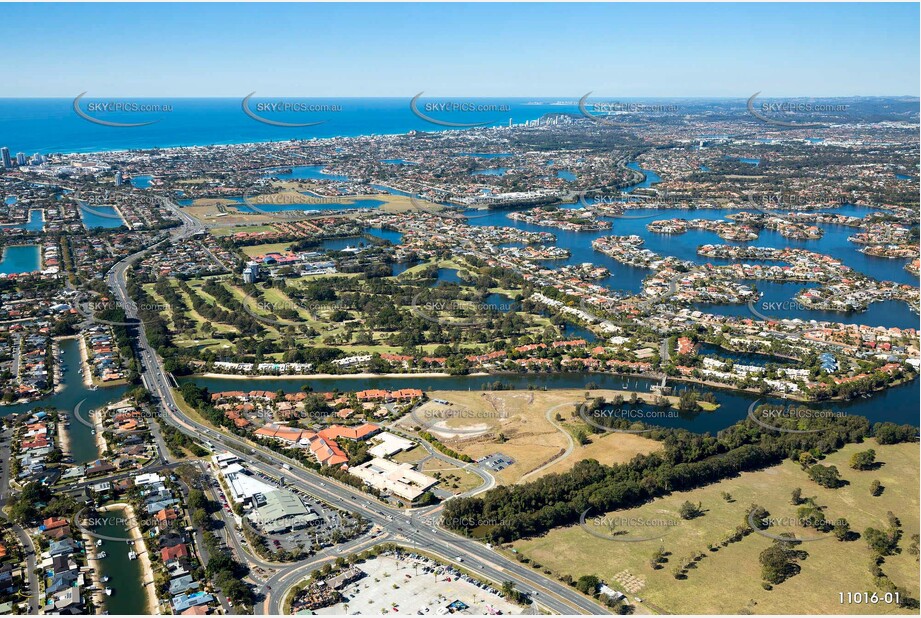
849;449;876;470
790;488;803;505
759;542;798;585
833;519;851;541
870;480;883;496
679;501;702;520
864;527;898;556
807;464;843;489
575;575;600;595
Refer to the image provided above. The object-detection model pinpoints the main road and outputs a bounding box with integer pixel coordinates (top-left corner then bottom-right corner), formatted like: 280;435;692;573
104;198;608;615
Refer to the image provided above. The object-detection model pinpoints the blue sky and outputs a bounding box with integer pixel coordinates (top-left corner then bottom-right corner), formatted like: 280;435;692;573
1;3;918;97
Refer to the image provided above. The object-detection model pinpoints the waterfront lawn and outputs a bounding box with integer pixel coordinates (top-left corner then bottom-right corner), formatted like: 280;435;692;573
405;390;662;486
241;242;294;258
508;440;919;615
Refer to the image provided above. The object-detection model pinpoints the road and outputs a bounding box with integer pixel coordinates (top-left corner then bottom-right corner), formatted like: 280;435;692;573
0;427;39;614
104;197;609;615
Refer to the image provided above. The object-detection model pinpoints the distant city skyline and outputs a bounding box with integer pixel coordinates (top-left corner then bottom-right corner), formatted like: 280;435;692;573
0;3;918;98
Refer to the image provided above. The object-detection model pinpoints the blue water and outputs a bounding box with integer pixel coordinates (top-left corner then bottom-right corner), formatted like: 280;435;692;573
0;98;573;155
269;166;350;182
0;244;40;274
435;268;463;284
131;175;153;188
700;165;711;172
895;174;912;180
623;162;661;192
464;193;917;328
186;372;919;434
4;196;16;205
471;168;508;176
557;170;577;182
380;159;416;165
0;209;44;232
80;205;125;229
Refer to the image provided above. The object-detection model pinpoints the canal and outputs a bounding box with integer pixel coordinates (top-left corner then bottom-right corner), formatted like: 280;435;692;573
0;338;127;464
90;505;150;615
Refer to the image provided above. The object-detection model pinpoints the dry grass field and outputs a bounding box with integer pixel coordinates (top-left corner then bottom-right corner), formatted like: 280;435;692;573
508;440;919;615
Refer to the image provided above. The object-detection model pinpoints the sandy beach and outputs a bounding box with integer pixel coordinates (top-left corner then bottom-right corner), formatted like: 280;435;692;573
78;335;94;388
56;417;72;458
92;404;108;455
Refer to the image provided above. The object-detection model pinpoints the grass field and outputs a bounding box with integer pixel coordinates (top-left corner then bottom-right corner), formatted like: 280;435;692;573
241;242;293;258
401;390;663;485
508;440;919;615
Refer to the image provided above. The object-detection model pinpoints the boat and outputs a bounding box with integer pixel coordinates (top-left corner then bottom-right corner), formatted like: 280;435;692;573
91;430;96;435
101;576;110;582
126;539;133;545
98;551;107;558
104;587;113;596
128;551;137;560
95;539;103;546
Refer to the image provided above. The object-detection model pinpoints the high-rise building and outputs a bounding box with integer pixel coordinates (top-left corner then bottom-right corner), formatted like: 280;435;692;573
16;152;27;166
114;171;124;186
32;153;44;165
0;147;11;169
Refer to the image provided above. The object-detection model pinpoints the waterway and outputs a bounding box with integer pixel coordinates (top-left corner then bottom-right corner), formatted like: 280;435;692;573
185;372;919;435
0;244;40;274
453;166;917;329
0;209;45;232
90;506;149;615
0;338;127;464
80;205;126;229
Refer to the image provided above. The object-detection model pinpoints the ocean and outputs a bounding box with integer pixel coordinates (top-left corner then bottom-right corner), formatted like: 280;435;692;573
0;97;581;154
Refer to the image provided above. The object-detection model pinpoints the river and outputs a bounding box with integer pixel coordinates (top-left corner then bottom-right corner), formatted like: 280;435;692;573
184;372;918;435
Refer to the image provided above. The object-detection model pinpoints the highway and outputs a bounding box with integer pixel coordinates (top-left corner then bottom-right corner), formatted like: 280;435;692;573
104;198;609;615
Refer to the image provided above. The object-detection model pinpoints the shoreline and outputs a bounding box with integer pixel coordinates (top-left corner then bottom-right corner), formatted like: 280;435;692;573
192;371;482;381
186;369;915;405
78;335;94;388
98;502;159;615
92;402;108;455
57;415;72;458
